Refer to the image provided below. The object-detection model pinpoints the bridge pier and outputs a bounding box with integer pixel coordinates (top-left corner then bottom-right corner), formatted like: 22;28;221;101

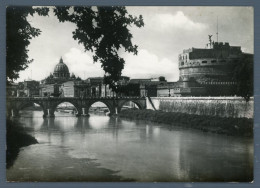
75;108;82;117
11;109;20;118
6;108;12;119
81;107;90;116
75;112;81;117
43;109;48;118
82;108;86;116
48;109;55;118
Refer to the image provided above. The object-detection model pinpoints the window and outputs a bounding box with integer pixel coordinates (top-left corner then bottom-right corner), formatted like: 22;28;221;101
202;61;207;63
211;60;217;63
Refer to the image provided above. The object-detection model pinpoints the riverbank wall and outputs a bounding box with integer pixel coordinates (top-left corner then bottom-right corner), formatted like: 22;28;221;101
146;97;254;119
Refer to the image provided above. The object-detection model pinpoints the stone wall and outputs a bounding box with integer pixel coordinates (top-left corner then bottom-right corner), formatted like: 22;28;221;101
146;97;254;118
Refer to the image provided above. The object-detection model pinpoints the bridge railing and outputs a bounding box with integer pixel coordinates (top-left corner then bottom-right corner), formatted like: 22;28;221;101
6;96;146;100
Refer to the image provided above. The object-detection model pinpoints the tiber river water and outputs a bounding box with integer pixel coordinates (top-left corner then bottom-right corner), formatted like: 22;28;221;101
7;110;253;182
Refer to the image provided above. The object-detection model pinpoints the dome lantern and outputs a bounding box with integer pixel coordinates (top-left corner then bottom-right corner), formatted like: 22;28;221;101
59;57;64;64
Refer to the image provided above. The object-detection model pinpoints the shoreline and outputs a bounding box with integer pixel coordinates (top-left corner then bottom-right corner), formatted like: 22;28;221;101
6;119;38;168
119;109;253;137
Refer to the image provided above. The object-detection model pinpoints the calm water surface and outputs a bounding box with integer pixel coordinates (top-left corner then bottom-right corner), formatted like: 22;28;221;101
7;111;253;182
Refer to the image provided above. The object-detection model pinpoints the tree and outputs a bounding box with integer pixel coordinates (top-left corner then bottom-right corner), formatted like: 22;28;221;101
118;83;140;96
53;6;144;92
6;6;49;84
76;76;82;81
6;6;143;91
49;73;54;79
233;54;253;101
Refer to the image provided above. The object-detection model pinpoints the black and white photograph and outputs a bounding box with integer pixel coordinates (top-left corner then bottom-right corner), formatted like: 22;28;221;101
6;6;254;182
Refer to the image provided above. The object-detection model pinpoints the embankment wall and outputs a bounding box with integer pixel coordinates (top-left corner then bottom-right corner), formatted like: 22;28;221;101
146;97;253;118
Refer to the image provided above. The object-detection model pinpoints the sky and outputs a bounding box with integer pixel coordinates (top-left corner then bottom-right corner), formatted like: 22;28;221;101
16;6;253;82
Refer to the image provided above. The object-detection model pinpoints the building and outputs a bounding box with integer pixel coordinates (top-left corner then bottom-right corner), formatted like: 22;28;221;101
61;81;90;98
6;83;18;97
175;37;253;96
129;76;174;97
157;82;176;97
39;83;59;97
40;57;83;97
39;57;131;98
85;77;104;97
41;57;71;85
16;79;40;97
129;79;152;97
86;76;130;97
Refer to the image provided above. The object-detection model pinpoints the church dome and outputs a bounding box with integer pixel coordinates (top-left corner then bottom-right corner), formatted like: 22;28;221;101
53;57;70;79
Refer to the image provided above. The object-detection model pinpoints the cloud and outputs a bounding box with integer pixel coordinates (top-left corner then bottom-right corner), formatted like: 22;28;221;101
122;49;179;81
64;48;105;79
64;48;179;82
153;11;207;31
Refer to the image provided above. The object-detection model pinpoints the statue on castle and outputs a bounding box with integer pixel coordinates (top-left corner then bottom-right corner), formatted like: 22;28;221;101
208;35;213;43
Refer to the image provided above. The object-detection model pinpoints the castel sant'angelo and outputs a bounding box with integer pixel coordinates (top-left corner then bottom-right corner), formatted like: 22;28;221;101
174;35;253;96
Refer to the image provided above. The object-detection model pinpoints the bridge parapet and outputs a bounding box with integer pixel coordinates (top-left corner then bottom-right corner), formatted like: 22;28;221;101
7;96;146;100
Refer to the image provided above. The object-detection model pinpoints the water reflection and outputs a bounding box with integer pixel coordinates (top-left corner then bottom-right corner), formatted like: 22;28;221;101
7;111;253;182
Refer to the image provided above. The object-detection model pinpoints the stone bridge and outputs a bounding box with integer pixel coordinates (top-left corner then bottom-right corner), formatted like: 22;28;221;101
6;97;146;118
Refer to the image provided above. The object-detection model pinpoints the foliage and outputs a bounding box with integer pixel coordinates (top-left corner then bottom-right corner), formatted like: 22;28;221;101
117;83;140;96
120;109;253;137
6;119;38;168
233;55;253;101
6;6;49;84
6;6;143;90
76;76;81;81
53;6;144;92
44;73;54;83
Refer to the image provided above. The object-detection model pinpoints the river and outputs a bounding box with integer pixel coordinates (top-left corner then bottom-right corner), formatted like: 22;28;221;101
6;111;253;182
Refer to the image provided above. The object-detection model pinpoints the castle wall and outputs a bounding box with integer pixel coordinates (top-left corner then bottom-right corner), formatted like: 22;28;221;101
179;66;231;79
146;97;253;118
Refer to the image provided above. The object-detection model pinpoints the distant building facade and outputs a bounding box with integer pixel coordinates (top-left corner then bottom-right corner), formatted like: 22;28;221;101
40;58;82;97
129;76;175;97
16;80;40;97
61;81;90;98
38;58;130;98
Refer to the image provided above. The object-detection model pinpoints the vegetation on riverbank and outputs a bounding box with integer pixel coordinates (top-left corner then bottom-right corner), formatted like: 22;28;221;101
6;119;38;168
119;109;253;137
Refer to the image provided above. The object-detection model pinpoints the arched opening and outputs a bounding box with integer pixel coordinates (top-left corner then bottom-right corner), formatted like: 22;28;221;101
119;100;142;113
54;102;80;117
18;102;44;118
86;101;112;116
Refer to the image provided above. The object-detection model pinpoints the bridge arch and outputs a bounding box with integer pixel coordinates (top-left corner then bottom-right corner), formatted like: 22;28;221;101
14;101;47;117
84;100;115;116
117;100;145;113
50;100;82;117
17;101;43;111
